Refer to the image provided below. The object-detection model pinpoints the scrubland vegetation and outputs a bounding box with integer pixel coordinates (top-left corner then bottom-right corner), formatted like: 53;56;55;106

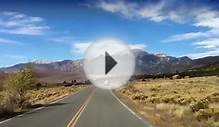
0;65;83;119
117;76;219;127
26;86;82;104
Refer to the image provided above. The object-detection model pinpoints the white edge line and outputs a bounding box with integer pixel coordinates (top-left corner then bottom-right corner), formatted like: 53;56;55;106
0;118;12;124
110;90;152;127
0;87;85;124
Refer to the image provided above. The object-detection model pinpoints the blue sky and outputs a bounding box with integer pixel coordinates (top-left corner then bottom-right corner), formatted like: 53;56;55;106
0;0;219;67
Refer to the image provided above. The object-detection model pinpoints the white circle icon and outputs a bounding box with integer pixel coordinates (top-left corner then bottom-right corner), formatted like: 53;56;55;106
83;38;135;89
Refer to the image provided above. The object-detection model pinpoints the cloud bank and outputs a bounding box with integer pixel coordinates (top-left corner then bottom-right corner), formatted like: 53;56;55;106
71;41;147;56
0;11;49;35
96;0;219;58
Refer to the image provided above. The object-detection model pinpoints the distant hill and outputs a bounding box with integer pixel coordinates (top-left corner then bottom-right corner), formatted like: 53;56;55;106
1;49;219;83
0;60;86;83
133;49;193;74
187;63;219;76
192;56;219;68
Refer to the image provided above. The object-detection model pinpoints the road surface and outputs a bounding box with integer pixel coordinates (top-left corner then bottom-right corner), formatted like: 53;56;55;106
0;87;150;127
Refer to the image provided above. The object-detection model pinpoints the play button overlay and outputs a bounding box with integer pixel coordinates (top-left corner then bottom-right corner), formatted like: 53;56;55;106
83;38;135;89
105;51;117;75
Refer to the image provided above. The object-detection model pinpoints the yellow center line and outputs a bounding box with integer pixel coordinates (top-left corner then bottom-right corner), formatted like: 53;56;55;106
67;89;96;127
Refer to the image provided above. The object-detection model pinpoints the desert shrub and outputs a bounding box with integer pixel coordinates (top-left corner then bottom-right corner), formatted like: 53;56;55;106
3;64;34;109
150;87;159;92
35;82;42;87
2;93;17;113
190;100;209;112
85;80;91;85
132;92;148;100
156;103;192;118
142;79;146;81
195;109;212;120
34;82;42;90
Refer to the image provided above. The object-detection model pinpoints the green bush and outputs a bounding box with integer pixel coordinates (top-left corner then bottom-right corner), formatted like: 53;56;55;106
4;64;34;108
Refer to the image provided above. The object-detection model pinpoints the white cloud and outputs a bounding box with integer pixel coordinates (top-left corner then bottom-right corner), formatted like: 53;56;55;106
162;32;212;42
96;1;219;58
98;0;166;22
71;41;146;56
137;1;166;22
50;36;75;44
129;44;147;50
193;38;219;49
0;38;22;44
98;1;137;18
194;10;219;29
97;1;167;22
157;7;219;58
96;0;198;23
71;42;92;55
0;11;49;35
185;48;219;59
163;9;219;42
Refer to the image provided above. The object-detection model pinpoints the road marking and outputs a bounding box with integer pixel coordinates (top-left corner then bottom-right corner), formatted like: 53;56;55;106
50;87;87;104
0;87;86;125
0;118;12;124
67;89;95;127
110;90;151;126
0;106;45;124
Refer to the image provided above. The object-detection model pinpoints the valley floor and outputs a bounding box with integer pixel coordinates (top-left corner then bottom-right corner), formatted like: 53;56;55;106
116;76;219;127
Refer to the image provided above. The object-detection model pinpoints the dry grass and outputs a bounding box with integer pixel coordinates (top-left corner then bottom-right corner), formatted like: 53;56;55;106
26;86;83;104
117;76;219;127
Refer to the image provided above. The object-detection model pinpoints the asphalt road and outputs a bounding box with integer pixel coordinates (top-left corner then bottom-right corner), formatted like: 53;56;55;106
0;87;150;127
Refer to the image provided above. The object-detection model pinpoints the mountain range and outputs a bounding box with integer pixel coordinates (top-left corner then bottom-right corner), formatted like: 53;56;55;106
1;49;219;83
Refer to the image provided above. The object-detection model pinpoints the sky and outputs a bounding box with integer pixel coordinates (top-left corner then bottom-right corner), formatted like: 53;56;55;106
0;0;219;67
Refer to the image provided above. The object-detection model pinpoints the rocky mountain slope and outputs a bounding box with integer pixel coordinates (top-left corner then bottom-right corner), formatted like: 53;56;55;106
1;49;219;83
